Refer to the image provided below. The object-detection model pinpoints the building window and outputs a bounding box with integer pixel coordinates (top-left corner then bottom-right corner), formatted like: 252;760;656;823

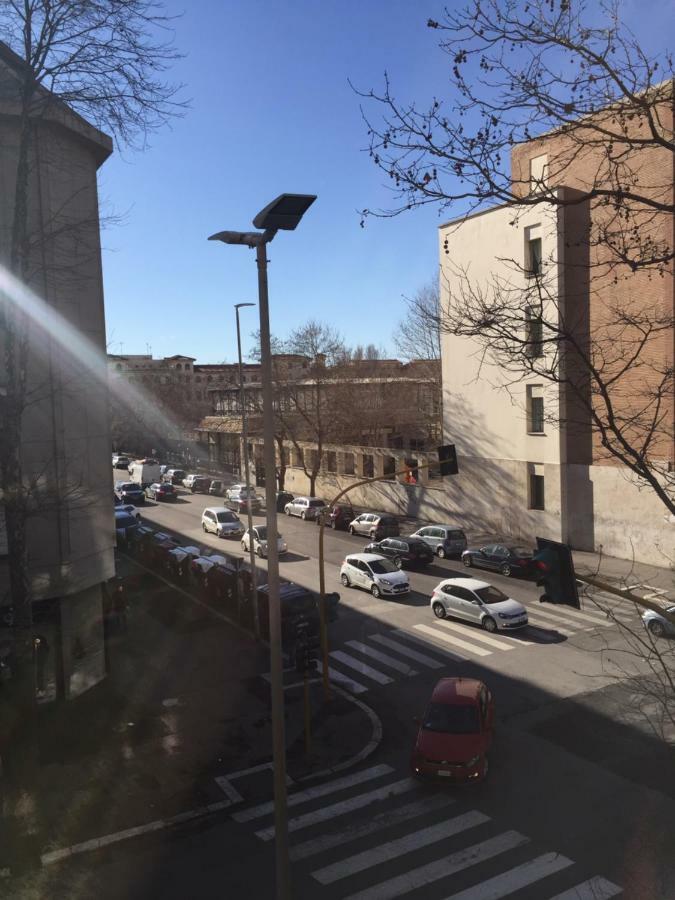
525;307;544;358
529;154;548;193
527;385;544;433
344;452;355;476
526;237;542;277
292;447;304;468
324;451;337;473
363;454;374;478
176;363;182;370
528;467;545;510
383;456;396;480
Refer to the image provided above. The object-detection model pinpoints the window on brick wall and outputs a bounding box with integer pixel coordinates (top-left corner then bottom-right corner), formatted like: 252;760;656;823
527;385;545;433
363;454;374;478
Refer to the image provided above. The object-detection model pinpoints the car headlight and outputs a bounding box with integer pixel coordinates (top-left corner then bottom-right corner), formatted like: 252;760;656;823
465;755;481;768
498;613;509;619
380;579;392;586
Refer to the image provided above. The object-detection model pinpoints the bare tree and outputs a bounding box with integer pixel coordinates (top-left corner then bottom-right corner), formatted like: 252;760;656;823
394;280;441;363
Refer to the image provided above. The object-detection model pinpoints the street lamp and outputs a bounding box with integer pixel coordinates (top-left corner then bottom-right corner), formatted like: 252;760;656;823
209;193;316;900
234;302;259;638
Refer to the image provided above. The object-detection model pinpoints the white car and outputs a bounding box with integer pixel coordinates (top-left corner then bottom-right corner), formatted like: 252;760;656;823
430;577;528;633
241;526;288;558
201;507;244;538
183;473;200;489
284;496;326;520
340;553;410;599
225;483;258;501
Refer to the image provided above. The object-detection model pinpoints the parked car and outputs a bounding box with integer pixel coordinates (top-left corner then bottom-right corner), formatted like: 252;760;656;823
340;553;410;599
163;468;186;485
114;481;145;505
115;503;141;521
145;482;177;502
112;455;130;470
317;504;355;530
188;475;212;493
242;526;288;558
430;577;528;633
183;473;201;489
114;509;140;547
364;537;434;569
348;512;400;540
201;507;244;538
410;524;467;559
225;493;262;515
225;483;259;501
641;606;675;639
410;677;494;781
462;543;535;577
284;496;327;520
275;490;294;512
209;479;225;496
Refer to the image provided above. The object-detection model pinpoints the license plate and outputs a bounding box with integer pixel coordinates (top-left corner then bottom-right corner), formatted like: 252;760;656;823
438;770;452;777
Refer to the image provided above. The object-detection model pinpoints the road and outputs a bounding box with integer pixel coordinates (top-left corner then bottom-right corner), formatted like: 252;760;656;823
77;478;675;898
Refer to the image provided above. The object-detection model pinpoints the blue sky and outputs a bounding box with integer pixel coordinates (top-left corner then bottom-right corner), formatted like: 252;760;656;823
100;0;670;364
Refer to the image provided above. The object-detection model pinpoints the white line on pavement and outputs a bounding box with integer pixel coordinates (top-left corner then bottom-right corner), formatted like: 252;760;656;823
343;830;530;900
256;777;418;841
345;640;418;675
528;606;595;631
289;794;455;861
232;763;394;822
369;634;445;668
328;666;369;694
414;624;492;657
435;620;515;650
440;852;573;900
312;810;490;885
547;876;623;899
542;605;615;627
212;777;244;805
330;650;395;685
391;628;466;661
525;615;577;637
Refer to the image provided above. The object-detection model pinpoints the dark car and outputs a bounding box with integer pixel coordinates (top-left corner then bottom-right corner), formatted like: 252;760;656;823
275;491;294;512
364;536;434;569
190;475;212;493
114;481;145;505
462;543;535;577
145;482;177;502
256;582;339;646
225;494;262;515
317;504;355;530
114;510;140;547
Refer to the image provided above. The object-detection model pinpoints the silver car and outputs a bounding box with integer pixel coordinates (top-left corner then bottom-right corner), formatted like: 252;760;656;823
340;553;410;598
201;507;244;538
284;496;326;520
642;605;675;638
410;524;467;559
430;577;528;633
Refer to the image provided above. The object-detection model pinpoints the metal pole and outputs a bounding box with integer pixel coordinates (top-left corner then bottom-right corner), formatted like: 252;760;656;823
256;234;291;900
235;304;259;638
317;516;330;701
304;670;312;756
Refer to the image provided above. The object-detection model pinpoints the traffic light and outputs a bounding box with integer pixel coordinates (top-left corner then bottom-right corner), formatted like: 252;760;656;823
437;444;459;477
532;537;580;608
295;633;320;674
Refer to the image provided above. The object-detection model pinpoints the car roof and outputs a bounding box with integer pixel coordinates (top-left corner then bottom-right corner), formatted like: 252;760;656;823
437;577;491;591
417;524;462;531
346;553;388;563
204;506;229;514
431;677;484;705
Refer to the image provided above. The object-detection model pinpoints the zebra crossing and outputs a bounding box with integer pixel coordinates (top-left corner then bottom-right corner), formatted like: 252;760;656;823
231;763;622;899
260;599;641;696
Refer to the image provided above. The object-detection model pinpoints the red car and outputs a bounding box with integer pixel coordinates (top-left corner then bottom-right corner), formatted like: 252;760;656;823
410;677;494;782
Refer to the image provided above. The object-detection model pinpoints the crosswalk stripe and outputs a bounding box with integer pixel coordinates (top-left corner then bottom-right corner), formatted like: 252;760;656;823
370;633;445;669
330;650;395;685
232;763;393;823
312;810;490;885
256;777;417;841
525;615;577;636
414;624;492;657
435;620;515;650
391;628;466;661
527;606;595;631
547;876;623;899
343;830;529;900
544;605;614;627
345;640;418;675
290;794;455;861
440;852;573;899
328;666;369;694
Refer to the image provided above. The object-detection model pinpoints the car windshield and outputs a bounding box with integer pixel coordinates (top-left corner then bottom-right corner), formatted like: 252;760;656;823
422;702;480;734
511;546;532;557
368;559;399;574
160;484;174;491
475;586;509;604
216;511;238;523
255;526;268;539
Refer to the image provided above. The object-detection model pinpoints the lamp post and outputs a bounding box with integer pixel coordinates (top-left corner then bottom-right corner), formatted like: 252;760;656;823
209;194;316;900
235;301;259;637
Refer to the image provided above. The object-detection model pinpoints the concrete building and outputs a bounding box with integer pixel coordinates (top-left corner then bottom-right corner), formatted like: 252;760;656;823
0;41;114;702
438;91;674;565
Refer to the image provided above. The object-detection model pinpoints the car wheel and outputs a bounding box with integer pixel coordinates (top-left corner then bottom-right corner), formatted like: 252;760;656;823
202;523;207;532
285;507;291;516
463;555;472;567
349;526;356;535
500;564;512;577
432;602;446;619
341;573;350;587
257;547;264;558
371;583;382;598
301;511;306;520
437;546;446;559
393;557;403;569
648;619;666;638
483;616;498;633
241;541;246;551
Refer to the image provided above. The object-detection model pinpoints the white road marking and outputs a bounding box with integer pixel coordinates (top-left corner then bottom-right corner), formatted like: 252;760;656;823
312;810;490;885
343;830;529;900
440;852;573;899
256;777;417;841
435;620;515;650
528;606;595;631
289;794;455;861
232;763;393;822
542;605;615;627
327;666;369;694
345;640;418;675
213;777;244;805
391;628;466;661
330;650;395;685
414;624;492;657
547;876;623;899
369;633;445;668
525;615;577;636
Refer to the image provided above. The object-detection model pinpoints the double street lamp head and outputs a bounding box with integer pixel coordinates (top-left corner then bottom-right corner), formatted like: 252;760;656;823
208;193;317;248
